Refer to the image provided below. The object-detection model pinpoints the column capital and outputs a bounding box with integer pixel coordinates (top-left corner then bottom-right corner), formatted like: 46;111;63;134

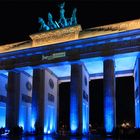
70;60;84;65
103;56;115;61
71;61;89;75
8;69;20;73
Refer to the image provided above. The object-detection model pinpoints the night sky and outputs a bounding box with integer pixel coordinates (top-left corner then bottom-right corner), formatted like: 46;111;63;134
0;0;140;45
0;0;138;129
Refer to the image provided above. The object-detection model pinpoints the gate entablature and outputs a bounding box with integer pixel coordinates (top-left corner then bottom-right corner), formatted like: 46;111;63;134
0;19;140;70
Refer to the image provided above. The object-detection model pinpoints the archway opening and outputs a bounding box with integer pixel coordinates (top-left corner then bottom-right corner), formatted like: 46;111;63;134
89;76;135;132
89;79;104;131
59;82;70;133
59;76;135;133
116;76;135;127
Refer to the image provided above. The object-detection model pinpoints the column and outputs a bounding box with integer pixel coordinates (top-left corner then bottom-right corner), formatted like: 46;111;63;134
0;74;8;128
19;72;32;132
103;59;116;133
31;69;45;132
6;71;20;129
32;68;59;134
6;70;33;132
134;58;140;128
70;63;89;135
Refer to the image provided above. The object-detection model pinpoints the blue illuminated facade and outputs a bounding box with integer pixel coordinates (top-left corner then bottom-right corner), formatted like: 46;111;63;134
31;69;58;134
70;88;79;133
31;116;36;130
19;105;32;132
82;103;88;134
134;58;140;128
44;106;56;134
82;66;89;134
0;105;6;128
104;96;115;133
0;74;7;128
43;70;58;134
1;19;140;135
70;64;82;134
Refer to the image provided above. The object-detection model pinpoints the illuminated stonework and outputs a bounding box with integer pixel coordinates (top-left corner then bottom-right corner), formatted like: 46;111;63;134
1;18;140;135
1;19;140;54
0;40;32;53
80;19;140;39
30;25;82;47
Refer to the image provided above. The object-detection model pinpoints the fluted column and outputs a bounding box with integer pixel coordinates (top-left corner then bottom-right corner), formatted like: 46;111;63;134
32;69;45;132
70;63;89;135
6;70;33;131
103;59;116;133
6;71;20;129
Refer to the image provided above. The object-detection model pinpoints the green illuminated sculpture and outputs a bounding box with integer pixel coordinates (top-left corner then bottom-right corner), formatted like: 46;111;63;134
48;12;59;29
58;2;68;27
70;8;77;26
38;2;78;31
38;17;50;31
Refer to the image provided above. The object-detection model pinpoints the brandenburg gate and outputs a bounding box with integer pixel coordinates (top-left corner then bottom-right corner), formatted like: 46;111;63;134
0;17;140;135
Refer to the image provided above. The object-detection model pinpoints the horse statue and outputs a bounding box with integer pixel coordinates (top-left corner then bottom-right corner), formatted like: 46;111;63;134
70;8;77;26
48;12;59;29
38;17;50;31
58;2;68;27
38;2;78;32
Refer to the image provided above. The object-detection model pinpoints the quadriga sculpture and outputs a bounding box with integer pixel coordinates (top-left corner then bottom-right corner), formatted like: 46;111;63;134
38;2;78;31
